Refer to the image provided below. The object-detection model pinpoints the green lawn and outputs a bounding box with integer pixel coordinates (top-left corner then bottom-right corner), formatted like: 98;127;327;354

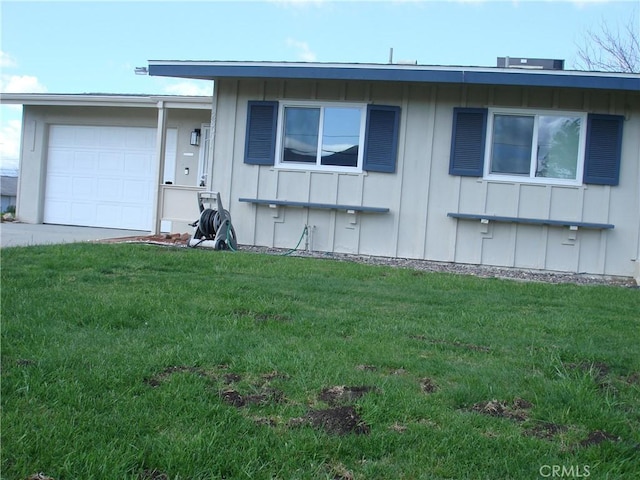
1;243;639;479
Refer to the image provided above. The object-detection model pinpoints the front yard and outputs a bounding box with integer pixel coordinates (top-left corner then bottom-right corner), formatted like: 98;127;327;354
1;243;639;479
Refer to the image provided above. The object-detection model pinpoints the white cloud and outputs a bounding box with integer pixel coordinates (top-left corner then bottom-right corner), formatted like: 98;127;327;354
0;118;22;170
163;80;213;96
0;74;48;93
270;0;325;7
0;51;17;69
286;38;317;62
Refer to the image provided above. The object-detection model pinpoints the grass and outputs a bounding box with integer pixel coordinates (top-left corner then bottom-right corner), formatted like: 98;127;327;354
1;243;639;480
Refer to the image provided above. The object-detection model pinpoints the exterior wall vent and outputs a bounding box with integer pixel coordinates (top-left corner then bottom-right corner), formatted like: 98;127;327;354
497;57;565;70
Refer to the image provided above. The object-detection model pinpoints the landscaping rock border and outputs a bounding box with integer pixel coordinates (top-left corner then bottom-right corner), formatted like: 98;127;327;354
102;234;638;287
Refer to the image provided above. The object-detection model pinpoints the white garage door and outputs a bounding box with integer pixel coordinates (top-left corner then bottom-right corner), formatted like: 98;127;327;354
44;125;157;230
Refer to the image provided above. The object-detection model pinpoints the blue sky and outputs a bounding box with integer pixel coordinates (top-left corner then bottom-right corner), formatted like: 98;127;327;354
1;0;638;172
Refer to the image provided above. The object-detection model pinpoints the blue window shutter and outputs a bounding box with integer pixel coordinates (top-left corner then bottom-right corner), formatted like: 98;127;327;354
583;114;623;186
363;105;400;173
449;108;488;176
244;101;278;165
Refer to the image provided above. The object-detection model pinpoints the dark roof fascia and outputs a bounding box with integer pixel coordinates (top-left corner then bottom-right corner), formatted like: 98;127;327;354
148;61;640;92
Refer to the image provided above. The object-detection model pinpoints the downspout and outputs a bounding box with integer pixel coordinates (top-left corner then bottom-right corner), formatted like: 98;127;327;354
152;101;167;234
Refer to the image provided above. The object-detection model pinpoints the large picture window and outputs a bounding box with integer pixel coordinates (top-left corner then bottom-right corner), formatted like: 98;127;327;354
486;109;586;184
278;102;366;172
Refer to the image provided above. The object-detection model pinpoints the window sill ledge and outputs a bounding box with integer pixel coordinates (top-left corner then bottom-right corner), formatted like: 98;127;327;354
239;198;389;214
447;213;614;230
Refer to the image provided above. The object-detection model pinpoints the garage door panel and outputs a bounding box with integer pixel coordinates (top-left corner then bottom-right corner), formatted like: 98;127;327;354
99;127;124;148
125;128;156;149
99;152;125;172
123;179;151;202
120;205;150;230
71;177;95;199
75;127;99;147
45;174;72;197
49;126;77;146
47;149;74;172
71;202;97;226
45;125;156;230
74;151;99;171
124;153;152;175
44;200;71;223
97;177;123;199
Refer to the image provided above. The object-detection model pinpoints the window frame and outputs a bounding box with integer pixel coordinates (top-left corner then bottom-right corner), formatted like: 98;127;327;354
274;100;368;173
483;108;588;186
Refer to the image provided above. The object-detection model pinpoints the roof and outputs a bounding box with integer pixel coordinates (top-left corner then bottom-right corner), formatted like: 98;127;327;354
0;176;18;197
0;93;212;109
148;60;640;92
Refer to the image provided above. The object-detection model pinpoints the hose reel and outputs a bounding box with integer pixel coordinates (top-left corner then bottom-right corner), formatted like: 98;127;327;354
188;191;237;250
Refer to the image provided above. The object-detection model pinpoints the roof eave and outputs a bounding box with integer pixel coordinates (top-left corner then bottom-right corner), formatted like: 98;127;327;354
0;93;213;109
148;61;640;92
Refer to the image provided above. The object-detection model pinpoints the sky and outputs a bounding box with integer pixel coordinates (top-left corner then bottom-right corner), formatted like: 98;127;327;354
1;0;638;173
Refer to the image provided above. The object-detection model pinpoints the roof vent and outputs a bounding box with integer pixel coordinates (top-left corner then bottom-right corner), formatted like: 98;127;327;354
497;57;564;70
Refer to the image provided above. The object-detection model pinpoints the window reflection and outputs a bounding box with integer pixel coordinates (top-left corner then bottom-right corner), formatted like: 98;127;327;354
490;115;534;175
536;116;580;179
283;107;319;163
321;108;361;167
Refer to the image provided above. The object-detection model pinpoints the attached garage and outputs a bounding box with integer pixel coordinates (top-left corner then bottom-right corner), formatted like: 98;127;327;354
44;125;156;230
0;93;213;234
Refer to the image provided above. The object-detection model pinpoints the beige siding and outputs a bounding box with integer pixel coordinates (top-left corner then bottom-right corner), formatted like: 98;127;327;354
209;79;640;279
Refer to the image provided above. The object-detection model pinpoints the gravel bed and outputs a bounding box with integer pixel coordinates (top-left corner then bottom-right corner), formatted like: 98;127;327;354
103;234;637;288
239;245;638;288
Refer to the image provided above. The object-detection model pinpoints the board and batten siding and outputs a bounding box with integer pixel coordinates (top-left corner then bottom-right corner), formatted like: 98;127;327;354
209;78;640;278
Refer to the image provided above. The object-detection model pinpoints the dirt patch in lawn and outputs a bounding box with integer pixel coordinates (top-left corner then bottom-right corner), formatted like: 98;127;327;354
220;387;285;408
471;397;533;422
523;421;568;440
290;406;370;435
410;335;491;353
139;469;169;480
318;385;378;406
420;377;439;394
143;365;211;387
355;364;378;372
627;372;640;384
261;370;290;381
16;359;36;367
579;430;620;447
223;372;242;384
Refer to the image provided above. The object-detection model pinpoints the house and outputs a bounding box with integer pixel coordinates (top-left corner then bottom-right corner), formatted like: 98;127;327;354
1;175;18;213
3;61;639;282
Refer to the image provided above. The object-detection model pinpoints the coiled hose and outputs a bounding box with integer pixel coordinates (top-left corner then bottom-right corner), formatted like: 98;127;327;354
198;208;225;237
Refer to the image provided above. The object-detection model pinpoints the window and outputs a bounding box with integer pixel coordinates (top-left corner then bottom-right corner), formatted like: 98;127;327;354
244;101;400;173
450;108;623;186
278;103;366;172
486;110;586;184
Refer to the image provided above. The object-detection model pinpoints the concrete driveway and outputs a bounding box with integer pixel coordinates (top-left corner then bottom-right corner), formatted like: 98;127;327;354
0;222;149;248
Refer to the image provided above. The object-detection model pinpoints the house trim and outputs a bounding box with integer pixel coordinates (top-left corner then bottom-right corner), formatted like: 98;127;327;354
148;60;640;92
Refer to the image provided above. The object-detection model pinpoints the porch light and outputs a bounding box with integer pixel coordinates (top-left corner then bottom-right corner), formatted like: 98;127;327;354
190;128;201;146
